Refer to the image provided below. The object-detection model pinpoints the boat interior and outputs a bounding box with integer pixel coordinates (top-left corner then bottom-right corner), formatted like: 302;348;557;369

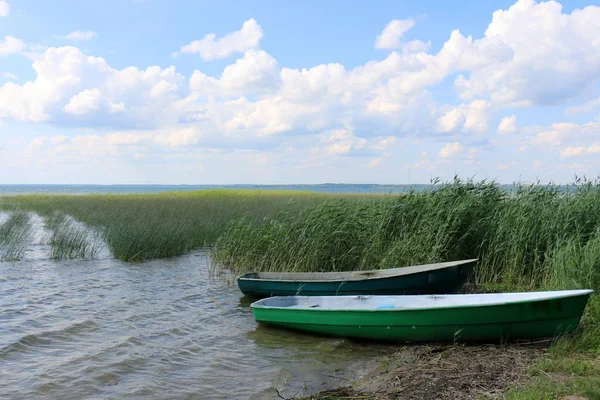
252;290;593;310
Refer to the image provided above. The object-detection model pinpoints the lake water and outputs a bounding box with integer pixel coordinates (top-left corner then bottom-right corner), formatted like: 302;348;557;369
1;236;392;399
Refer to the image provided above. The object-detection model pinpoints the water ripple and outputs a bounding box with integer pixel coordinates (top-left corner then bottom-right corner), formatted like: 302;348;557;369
0;250;391;399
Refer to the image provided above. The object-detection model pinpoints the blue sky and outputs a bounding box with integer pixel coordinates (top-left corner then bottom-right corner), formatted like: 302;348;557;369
1;0;600;184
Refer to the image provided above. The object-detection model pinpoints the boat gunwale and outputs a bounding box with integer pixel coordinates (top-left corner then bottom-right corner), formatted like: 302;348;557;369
250;290;594;313
237;259;477;283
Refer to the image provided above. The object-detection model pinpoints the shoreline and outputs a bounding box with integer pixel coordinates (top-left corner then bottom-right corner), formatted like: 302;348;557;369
300;342;547;400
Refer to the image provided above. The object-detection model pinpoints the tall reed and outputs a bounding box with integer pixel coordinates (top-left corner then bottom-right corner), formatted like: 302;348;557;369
213;178;600;296
0;212;33;260
44;212;102;260
2;190;355;261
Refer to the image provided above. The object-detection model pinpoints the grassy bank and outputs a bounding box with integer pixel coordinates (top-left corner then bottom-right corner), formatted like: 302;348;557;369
0;190;365;261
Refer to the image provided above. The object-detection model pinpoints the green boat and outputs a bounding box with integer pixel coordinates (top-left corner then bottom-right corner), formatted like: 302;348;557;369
237;259;477;298
251;290;593;342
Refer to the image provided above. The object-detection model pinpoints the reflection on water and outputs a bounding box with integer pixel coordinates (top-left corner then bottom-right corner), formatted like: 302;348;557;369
1;249;392;399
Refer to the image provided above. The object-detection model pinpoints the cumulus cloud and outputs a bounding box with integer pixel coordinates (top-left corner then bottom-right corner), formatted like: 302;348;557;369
0;46;184;126
454;0;600;107
0;36;25;56
375;19;430;53
0;1;9;17
63;31;97;41
497;115;517;135
180;18;263;60
439;142;463;158
560;146;586;158
190;50;279;96
436;100;490;133
531;121;599;147
375;19;415;49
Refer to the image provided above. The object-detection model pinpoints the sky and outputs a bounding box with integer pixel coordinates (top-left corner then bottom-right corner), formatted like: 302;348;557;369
1;0;600;185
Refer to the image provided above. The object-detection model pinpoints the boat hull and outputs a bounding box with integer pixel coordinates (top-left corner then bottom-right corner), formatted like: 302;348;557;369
251;292;592;342
238;261;474;298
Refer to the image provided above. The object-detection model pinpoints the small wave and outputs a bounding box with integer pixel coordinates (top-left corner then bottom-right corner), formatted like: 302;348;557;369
0;319;98;357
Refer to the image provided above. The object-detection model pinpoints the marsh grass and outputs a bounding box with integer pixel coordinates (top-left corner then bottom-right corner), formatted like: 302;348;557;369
44;212;102;260
213;179;600;293
2;190;355;261
0;212;33;260
214;179;504;275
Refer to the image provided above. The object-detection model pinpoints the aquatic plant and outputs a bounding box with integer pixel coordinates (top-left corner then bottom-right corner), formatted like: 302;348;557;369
0;211;33;260
213;177;600;296
44;212;102;260
1;190;352;261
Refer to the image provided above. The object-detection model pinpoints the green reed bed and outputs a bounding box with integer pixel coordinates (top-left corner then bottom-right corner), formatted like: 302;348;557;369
44;212;102;260
2;190;362;261
213;179;600;293
214;179;504;275
0;211;33;260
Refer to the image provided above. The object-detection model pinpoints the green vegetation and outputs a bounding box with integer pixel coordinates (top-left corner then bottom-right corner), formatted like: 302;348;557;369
213;179;600;292
1;190;355;261
45;212;102;260
0;211;33;260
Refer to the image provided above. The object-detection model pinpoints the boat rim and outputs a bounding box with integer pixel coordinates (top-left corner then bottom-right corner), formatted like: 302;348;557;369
250;289;594;312
237;259;478;283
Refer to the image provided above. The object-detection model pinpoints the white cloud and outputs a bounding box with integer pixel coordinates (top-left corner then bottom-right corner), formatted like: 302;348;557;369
180;18;263;61
436;100;490;133
588;144;600;154
453;0;600;107
372;136;397;150
565;96;600;115
375;19;430;53
498;163;509;170
155;127;202;147
0;36;25;56
375;19;415;49
0;46;184;125
532;121;599;146
497;115;517;135
190;50;279;97
557;143;600;158
559;146;586;158
366;155;387;168
2;72;18;80
0;1;9;17
321;129;366;156
439;142;463;158
63;31;97;41
64;88;105;114
63;88;126;115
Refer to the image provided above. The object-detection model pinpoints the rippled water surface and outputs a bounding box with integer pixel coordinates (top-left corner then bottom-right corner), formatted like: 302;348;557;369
1;248;391;399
